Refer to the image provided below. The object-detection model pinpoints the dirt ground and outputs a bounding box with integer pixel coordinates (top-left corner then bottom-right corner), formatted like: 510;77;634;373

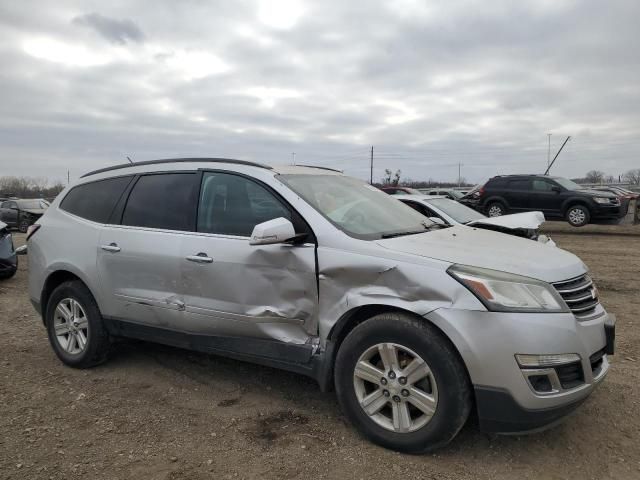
1;224;639;480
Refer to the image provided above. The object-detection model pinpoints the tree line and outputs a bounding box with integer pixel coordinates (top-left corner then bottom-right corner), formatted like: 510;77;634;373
0;176;65;199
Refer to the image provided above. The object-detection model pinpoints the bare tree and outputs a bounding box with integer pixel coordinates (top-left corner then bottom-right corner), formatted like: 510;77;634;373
381;169;402;186
585;170;605;183
623;169;640;185
0;176;65;199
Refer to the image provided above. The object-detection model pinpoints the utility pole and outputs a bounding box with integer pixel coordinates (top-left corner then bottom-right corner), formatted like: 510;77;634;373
544;136;571;175
291;152;296;165
458;162;463;187
547;133;552;168
67;170;70;185
370;146;374;184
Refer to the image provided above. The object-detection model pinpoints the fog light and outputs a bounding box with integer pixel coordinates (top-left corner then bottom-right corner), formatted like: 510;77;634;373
516;353;580;368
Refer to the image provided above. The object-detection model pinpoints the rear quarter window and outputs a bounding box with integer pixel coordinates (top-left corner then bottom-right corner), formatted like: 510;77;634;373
60;176;133;223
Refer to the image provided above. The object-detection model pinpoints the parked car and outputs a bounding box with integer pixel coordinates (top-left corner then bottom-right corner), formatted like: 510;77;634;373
395;195;555;246
0;220;18;279
26;158;614;453
475;175;624;227
418;188;464;200
592;186;639;200
380;186;422;195
0;198;50;232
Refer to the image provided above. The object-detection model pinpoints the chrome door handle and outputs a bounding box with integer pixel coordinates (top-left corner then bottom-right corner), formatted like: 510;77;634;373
186;253;213;264
100;243;121;253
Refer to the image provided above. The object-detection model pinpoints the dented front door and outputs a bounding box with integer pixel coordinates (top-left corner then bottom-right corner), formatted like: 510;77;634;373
179;234;318;343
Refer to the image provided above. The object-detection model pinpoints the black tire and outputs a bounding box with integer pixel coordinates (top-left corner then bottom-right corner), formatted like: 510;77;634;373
486;201;506;217
565;204;590;227
334;313;471;453
18;217;30;233
45;280;111;368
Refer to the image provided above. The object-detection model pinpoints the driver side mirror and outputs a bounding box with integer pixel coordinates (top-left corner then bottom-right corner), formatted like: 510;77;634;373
551;186;561;193
249;217;296;246
429;217;446;226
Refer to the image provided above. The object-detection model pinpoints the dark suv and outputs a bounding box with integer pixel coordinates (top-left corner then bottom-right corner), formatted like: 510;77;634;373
477;175;624;227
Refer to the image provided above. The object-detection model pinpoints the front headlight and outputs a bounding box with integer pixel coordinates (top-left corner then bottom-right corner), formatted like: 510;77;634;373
593;197;612;204
448;264;570;313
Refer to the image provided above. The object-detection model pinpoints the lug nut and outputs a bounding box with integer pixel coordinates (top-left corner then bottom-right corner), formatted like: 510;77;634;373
392;395;401;403
401;389;409;397
388;371;396;379
383;390;390;397
398;377;407;385
380;378;388;385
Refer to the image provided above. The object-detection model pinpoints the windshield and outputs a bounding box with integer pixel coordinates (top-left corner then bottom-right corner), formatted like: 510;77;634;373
279;174;434;239
553;178;582;191
427;198;486;224
17;199;49;209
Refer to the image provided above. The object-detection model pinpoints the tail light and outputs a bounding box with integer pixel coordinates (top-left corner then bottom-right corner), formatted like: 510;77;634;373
26;224;41;241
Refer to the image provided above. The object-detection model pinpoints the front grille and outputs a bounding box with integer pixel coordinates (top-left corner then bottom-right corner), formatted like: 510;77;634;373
553;274;599;316
555;362;584;389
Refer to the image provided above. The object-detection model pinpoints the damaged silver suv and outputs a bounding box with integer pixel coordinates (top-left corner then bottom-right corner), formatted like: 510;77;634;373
27;159;615;452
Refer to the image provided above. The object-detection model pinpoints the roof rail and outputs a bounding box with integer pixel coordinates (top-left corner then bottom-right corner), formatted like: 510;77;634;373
81;158;272;178
293;164;343;173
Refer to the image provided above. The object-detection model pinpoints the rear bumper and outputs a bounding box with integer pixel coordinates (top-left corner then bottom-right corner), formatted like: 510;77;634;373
475;386;587;433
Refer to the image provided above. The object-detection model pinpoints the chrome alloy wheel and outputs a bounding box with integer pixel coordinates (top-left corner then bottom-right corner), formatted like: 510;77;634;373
353;343;438;433
488;205;503;217
568;208;586;225
53;298;89;355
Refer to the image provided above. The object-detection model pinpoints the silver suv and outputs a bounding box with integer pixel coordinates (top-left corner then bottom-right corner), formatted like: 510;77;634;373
27;158;615;452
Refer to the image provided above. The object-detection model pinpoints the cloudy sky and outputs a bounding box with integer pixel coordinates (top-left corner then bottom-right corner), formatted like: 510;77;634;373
1;0;638;185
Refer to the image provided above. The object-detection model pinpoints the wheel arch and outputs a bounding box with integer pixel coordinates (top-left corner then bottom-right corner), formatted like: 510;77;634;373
483;196;508;211
40;270;98;324
319;305;472;394
561;198;593;216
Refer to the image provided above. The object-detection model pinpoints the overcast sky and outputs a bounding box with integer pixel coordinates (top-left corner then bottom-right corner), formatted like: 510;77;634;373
0;0;638;185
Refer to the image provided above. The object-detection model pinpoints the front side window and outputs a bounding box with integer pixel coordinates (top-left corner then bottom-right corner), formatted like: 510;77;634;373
197;172;291;236
279;174;434;240
553;178;582;191
122;173;196;231
60;176;133;223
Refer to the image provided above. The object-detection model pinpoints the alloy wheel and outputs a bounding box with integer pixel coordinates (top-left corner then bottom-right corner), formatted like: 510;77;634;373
488;205;503;217
353;342;438;433
53;298;89;355
568;208;586;225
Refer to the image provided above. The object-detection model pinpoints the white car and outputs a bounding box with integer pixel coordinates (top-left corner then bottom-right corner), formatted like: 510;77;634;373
395;195;555;246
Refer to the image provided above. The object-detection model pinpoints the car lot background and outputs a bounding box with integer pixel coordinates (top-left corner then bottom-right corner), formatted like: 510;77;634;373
1;225;639;480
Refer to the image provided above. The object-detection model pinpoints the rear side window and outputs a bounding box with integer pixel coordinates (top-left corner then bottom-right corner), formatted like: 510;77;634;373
60;176;132;223
197;172;291;236
507;179;530;190
486;178;507;189
122;173;196;231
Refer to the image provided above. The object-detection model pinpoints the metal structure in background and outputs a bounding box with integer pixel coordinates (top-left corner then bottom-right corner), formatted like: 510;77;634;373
544;136;571;175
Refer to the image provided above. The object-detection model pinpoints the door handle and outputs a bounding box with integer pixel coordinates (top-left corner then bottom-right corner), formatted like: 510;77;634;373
100;243;121;253
186;252;213;264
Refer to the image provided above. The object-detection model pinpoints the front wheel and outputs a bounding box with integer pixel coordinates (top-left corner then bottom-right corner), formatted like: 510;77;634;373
334;313;471;453
566;205;590;227
18;218;30;233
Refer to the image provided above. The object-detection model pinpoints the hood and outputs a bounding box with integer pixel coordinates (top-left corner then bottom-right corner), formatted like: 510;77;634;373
577;189;616;197
376;225;585;283
467;211;545;230
21;208;46;215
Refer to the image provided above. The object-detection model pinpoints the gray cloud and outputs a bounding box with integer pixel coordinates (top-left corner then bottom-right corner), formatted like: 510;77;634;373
72;13;145;45
0;0;638;184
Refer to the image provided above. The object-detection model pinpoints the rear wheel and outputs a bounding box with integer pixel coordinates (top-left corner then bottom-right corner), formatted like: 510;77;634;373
334;312;471;453
486;202;506;217
45;280;111;368
566;205;590;227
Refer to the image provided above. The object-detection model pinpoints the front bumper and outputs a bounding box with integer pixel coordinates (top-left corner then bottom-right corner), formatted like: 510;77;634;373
591;203;626;220
425;306;614;432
